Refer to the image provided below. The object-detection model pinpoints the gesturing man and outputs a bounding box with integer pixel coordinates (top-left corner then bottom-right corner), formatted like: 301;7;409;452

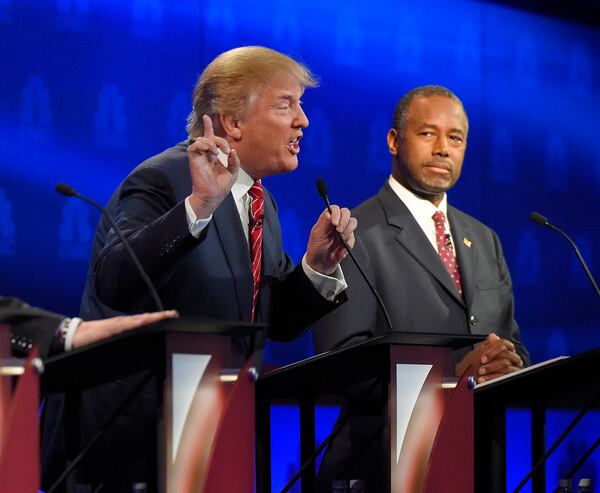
42;46;356;492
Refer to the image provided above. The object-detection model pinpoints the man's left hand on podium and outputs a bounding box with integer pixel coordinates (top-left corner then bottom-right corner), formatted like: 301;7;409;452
455;333;524;383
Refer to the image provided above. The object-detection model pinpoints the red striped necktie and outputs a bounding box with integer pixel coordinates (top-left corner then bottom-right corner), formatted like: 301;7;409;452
248;180;264;321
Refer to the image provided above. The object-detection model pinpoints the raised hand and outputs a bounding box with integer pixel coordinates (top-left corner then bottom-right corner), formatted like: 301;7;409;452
187;114;240;218
305;205;357;275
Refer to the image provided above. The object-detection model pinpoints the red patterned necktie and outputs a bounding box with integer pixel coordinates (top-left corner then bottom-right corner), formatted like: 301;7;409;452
432;210;463;295
248;180;264;321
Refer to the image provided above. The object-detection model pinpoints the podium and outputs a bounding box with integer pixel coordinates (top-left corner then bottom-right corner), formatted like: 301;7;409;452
474;348;600;493
0;324;41;493
256;333;483;493
42;317;263;493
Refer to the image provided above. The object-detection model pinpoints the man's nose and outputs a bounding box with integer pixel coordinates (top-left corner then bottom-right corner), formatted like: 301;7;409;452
433;136;449;157
294;105;309;128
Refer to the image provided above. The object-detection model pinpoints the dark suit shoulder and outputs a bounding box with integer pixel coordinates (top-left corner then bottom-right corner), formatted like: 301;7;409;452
132;142;189;173
351;192;389;229
123;143;190;197
447;205;501;240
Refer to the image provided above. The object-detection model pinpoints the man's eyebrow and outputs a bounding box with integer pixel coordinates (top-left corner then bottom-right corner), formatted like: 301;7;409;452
420;123;465;135
276;94;296;102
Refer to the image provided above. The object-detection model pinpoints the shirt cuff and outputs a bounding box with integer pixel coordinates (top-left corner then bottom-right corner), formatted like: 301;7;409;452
185;196;212;238
301;254;347;301
63;317;82;352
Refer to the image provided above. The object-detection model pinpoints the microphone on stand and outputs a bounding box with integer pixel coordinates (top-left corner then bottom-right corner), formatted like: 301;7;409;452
315;177;393;334
55;183;165;312
250;213;265;228
278;180;396;493
529;211;600;301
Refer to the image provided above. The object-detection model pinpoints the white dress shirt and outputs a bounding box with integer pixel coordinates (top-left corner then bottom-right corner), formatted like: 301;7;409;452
387;175;456;253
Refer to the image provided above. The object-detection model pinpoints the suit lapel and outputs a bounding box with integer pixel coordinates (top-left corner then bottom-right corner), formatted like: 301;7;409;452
378;183;465;306
260;191;279;277
212;193;253;321
448;208;477;308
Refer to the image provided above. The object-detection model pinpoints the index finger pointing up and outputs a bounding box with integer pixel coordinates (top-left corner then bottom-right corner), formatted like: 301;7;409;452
202;114;215;138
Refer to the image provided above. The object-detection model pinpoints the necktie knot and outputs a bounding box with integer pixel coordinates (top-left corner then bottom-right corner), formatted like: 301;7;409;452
248;180;263;202
432;210;446;227
249;180;264;226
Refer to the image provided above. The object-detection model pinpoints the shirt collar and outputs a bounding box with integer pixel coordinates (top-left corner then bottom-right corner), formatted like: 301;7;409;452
232;167;256;203
387;175;448;222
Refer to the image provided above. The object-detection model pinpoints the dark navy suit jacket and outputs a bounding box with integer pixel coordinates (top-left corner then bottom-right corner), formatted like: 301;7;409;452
81;142;337;347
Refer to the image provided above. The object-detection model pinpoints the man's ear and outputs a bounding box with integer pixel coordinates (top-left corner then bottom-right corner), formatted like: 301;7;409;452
220;114;242;140
387;128;399;156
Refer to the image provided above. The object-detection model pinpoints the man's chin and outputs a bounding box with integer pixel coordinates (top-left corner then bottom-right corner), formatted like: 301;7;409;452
275;159;299;175
422;178;454;194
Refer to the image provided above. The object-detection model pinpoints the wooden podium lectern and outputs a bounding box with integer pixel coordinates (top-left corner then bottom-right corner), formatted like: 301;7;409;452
42;317;262;493
0;324;42;493
256;333;483;493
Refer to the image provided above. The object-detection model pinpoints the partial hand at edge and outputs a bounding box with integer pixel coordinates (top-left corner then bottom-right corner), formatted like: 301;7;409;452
305;205;357;276
187;114;240;219
455;333;524;384
72;310;179;349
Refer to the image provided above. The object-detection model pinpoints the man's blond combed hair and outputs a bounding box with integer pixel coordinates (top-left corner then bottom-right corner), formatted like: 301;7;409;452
187;46;318;138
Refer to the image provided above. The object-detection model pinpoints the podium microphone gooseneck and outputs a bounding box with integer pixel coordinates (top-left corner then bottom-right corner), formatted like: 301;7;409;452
55;182;164;311
315;178;393;334
529;211;600;301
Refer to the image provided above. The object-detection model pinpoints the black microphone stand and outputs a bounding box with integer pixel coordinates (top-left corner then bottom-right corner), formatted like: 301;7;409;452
315;178;393;334
55;183;164;311
530;212;600;301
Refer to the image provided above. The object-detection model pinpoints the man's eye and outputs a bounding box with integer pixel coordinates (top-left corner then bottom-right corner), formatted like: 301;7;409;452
420;132;433;137
450;135;463;143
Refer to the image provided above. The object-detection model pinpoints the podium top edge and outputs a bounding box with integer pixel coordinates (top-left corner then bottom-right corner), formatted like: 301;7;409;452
260;332;484;381
44;317;264;365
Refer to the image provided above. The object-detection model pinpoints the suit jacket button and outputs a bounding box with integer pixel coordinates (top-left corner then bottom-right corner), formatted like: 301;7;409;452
469;314;479;325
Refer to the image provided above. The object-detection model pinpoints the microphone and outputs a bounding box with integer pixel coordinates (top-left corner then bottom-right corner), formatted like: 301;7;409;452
55;182;165;312
315;177;393;334
250;213;264;228
529;211;600;301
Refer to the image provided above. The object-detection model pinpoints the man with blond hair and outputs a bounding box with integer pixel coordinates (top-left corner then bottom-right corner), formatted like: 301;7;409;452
43;46;356;492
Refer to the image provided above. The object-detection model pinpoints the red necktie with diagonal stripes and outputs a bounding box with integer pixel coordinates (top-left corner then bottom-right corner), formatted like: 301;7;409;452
248;180;264;321
432;210;463;295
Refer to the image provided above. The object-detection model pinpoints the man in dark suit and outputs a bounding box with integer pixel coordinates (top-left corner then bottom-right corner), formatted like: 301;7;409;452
312;85;529;491
1;295;177;358
81;46;355;350
46;46;356;492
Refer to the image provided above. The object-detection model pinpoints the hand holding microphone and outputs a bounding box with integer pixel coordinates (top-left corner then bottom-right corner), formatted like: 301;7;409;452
314;178;394;333
305;201;357;276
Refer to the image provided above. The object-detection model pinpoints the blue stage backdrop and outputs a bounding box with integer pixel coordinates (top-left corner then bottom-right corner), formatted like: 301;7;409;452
1;0;600;490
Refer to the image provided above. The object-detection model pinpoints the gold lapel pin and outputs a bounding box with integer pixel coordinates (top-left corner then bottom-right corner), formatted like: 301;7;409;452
463;238;472;248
